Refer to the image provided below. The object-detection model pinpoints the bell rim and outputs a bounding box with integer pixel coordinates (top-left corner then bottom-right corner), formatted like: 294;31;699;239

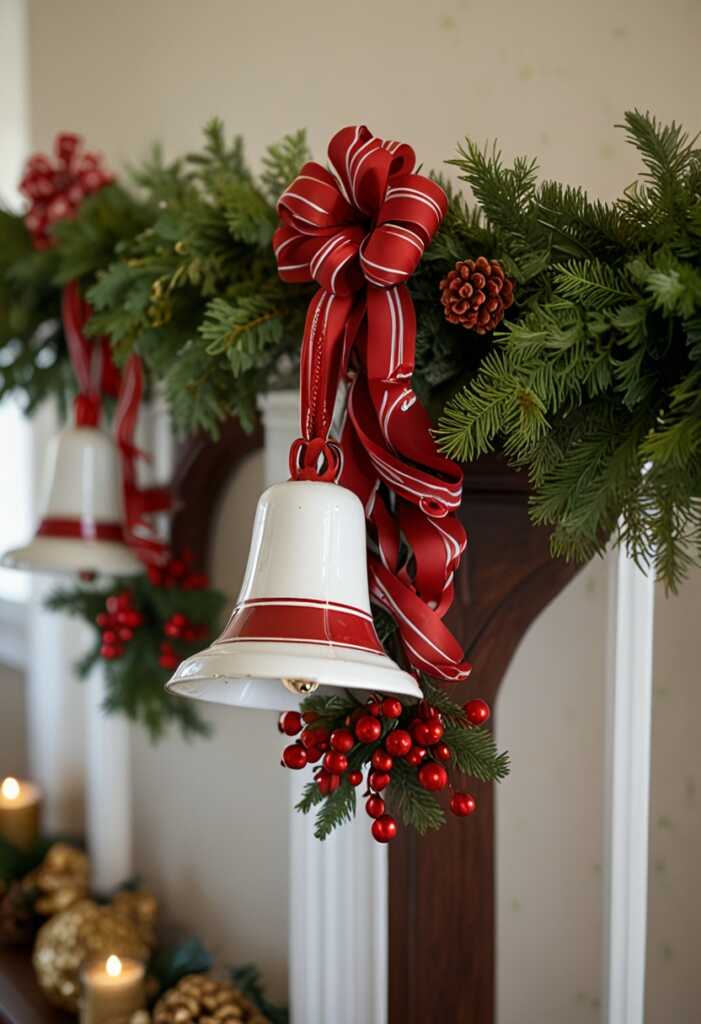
166;639;422;707
1;536;143;577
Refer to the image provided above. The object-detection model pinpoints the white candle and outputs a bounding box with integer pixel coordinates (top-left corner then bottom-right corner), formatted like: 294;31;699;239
80;954;145;1024
0;776;42;850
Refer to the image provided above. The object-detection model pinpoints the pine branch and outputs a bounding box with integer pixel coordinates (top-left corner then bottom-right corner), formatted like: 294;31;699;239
386;759;446;834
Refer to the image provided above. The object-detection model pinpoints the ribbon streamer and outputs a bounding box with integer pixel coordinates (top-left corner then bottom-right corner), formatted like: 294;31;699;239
113;355;171;566
275;125;471;682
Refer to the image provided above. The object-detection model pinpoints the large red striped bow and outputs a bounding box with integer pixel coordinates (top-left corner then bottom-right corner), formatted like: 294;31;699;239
274;125;471;683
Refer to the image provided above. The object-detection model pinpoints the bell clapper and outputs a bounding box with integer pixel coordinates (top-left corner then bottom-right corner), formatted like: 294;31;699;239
282;678;320;696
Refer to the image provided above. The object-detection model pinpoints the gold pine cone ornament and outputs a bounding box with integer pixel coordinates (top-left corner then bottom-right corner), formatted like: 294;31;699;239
139;973;269;1023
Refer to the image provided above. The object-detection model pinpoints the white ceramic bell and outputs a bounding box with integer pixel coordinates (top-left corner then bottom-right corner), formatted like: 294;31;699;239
2;424;142;577
166;480;421;711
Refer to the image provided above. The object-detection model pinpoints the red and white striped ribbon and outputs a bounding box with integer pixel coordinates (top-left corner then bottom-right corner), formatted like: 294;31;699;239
274;125;471;683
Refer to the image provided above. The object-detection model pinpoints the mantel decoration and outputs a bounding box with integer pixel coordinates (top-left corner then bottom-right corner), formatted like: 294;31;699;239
0;828;286;1022
1;111;699;835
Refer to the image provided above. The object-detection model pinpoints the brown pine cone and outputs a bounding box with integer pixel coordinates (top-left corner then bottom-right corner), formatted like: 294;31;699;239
150;973;269;1024
439;256;515;334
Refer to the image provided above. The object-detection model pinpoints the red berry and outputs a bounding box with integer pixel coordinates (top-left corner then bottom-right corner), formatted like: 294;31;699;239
279;711;303;736
368;771;391;792
323;751;348;774
418;701;440;721
330;729;354;753
434;742;451;762
412;721;432;746
302;727;330;751
282;744;308;770
355;716;382;744
302;711;319;723
100;644;117;659
147;566;162;586
102;629;117;645
371;815;398;843
371;750;393;772
366;795;385;819
347;770;363;787
118;627;134;642
171;612;187;628
106;596;121;614
382;698;403;719
123;610;143;628
317;771;340;795
367;701;383;717
385;729;413;758
450;792;477;817
164;621;180;638
168;559;186;578
418;762;448;792
159;654;178;669
426;720;445;745
405;746;427;767
464;699;491;726
305;746;324;764
116;593;132;610
96;612;111;628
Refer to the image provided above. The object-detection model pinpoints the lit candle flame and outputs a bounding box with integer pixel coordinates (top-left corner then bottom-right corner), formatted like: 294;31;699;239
105;955;122;978
1;777;20;801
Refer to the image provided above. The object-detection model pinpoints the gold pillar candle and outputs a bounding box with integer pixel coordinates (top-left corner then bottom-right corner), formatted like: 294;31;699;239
80;955;146;1024
0;776;42;850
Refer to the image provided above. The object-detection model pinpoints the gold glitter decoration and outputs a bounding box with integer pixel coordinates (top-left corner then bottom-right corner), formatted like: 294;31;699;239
25;842;90;917
142;973;270;1024
33;897;153;1010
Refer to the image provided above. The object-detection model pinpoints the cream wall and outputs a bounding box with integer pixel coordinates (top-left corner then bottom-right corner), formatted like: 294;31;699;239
19;0;701;1018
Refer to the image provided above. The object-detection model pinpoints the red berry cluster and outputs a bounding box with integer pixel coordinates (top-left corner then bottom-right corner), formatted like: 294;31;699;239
96;591;144;660
147;552;208;591
159;613;208;670
279;694;492;843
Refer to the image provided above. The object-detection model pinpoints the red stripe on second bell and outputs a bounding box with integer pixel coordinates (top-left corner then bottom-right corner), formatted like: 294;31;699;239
37;517;125;543
219;599;385;654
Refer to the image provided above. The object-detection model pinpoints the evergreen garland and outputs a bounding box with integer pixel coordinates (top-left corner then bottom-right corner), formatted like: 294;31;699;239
2;112;699;585
436;112;701;588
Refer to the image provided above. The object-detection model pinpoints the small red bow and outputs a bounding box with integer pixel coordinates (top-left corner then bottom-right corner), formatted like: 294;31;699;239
19;132;113;248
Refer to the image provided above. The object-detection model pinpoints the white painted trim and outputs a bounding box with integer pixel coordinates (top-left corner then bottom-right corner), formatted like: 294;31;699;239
259;391;388;1024
0;597;28;670
289;777;388;1024
603;546;655;1024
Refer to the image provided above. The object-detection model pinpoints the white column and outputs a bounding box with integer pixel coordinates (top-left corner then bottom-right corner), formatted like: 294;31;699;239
26;403;88;834
84;666;132;892
258;390;388;1024
84;391;172;892
603;545;655;1024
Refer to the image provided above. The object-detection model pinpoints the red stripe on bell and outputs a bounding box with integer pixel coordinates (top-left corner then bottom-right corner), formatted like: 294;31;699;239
218;598;385;655
37;518;126;543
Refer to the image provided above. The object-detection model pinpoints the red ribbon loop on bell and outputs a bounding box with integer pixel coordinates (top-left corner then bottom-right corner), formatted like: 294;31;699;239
62;280;122;428
289;437;343;482
275;125;471;683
